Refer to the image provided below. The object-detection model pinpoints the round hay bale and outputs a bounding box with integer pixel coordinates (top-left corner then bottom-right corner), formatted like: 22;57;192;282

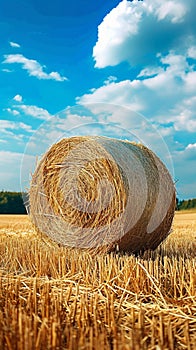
29;136;176;254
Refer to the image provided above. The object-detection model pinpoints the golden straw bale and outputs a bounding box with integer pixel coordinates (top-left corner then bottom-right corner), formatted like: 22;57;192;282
29;136;176;254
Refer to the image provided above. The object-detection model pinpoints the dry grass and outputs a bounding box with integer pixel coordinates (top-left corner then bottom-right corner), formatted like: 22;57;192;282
0;215;30;230
0;213;195;349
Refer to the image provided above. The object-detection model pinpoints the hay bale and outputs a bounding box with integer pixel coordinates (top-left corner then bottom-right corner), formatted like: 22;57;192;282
29;136;176;254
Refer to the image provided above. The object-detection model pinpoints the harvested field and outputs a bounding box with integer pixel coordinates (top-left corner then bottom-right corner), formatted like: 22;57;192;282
0;212;195;349
0;215;30;230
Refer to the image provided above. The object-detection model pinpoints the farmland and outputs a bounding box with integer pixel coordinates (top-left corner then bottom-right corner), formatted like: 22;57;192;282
0;212;195;349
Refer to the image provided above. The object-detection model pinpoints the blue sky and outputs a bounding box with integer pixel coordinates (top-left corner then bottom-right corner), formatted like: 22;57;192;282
0;0;196;199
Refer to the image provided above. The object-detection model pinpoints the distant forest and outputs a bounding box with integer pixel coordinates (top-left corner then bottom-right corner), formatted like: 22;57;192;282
0;191;27;214
0;191;196;214
176;198;196;211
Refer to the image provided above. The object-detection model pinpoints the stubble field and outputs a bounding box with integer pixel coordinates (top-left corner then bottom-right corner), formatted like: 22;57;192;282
0;212;195;349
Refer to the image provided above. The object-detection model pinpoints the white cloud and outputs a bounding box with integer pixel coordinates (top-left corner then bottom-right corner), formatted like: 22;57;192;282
93;0;142;68
93;0;194;68
0;120;33;133
137;66;163;78
77;47;196;199
0;120;20;131
104;76;117;85
7;100;53;120
13;94;22;102
187;46;196;59
6;108;20;116
18;122;33;133
171;96;196;132
2;68;12;73
9;41;20;48
78;51;196;134
3;54;68;81
140;53;189;92
56;112;95;131
77;0;196;199
186;143;196;150
184;71;196;93
155;1;187;23
77;79;145;111
0;120;33;144
173;110;196;133
16;104;53;120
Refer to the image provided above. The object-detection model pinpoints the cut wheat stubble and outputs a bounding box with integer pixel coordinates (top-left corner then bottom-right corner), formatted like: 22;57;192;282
29;136;176;254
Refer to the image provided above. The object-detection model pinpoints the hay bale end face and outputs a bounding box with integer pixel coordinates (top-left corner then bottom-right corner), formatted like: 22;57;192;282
29;136;176;254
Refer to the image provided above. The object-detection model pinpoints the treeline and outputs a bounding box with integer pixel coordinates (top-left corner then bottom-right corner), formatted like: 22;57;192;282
0;191;196;214
0;191;27;214
176;198;196;211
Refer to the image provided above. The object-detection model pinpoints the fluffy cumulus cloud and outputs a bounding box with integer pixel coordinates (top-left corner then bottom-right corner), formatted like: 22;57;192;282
5;102;52;120
15;104;53;120
78;46;196;198
3;54;68;81
78;50;196;133
77;79;145;111
93;0;196;68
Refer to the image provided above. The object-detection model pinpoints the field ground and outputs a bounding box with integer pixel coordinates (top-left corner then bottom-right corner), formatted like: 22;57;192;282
0;214;30;230
0;212;195;349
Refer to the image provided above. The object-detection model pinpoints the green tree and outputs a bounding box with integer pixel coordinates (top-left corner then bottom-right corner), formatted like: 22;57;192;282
0;191;27;214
